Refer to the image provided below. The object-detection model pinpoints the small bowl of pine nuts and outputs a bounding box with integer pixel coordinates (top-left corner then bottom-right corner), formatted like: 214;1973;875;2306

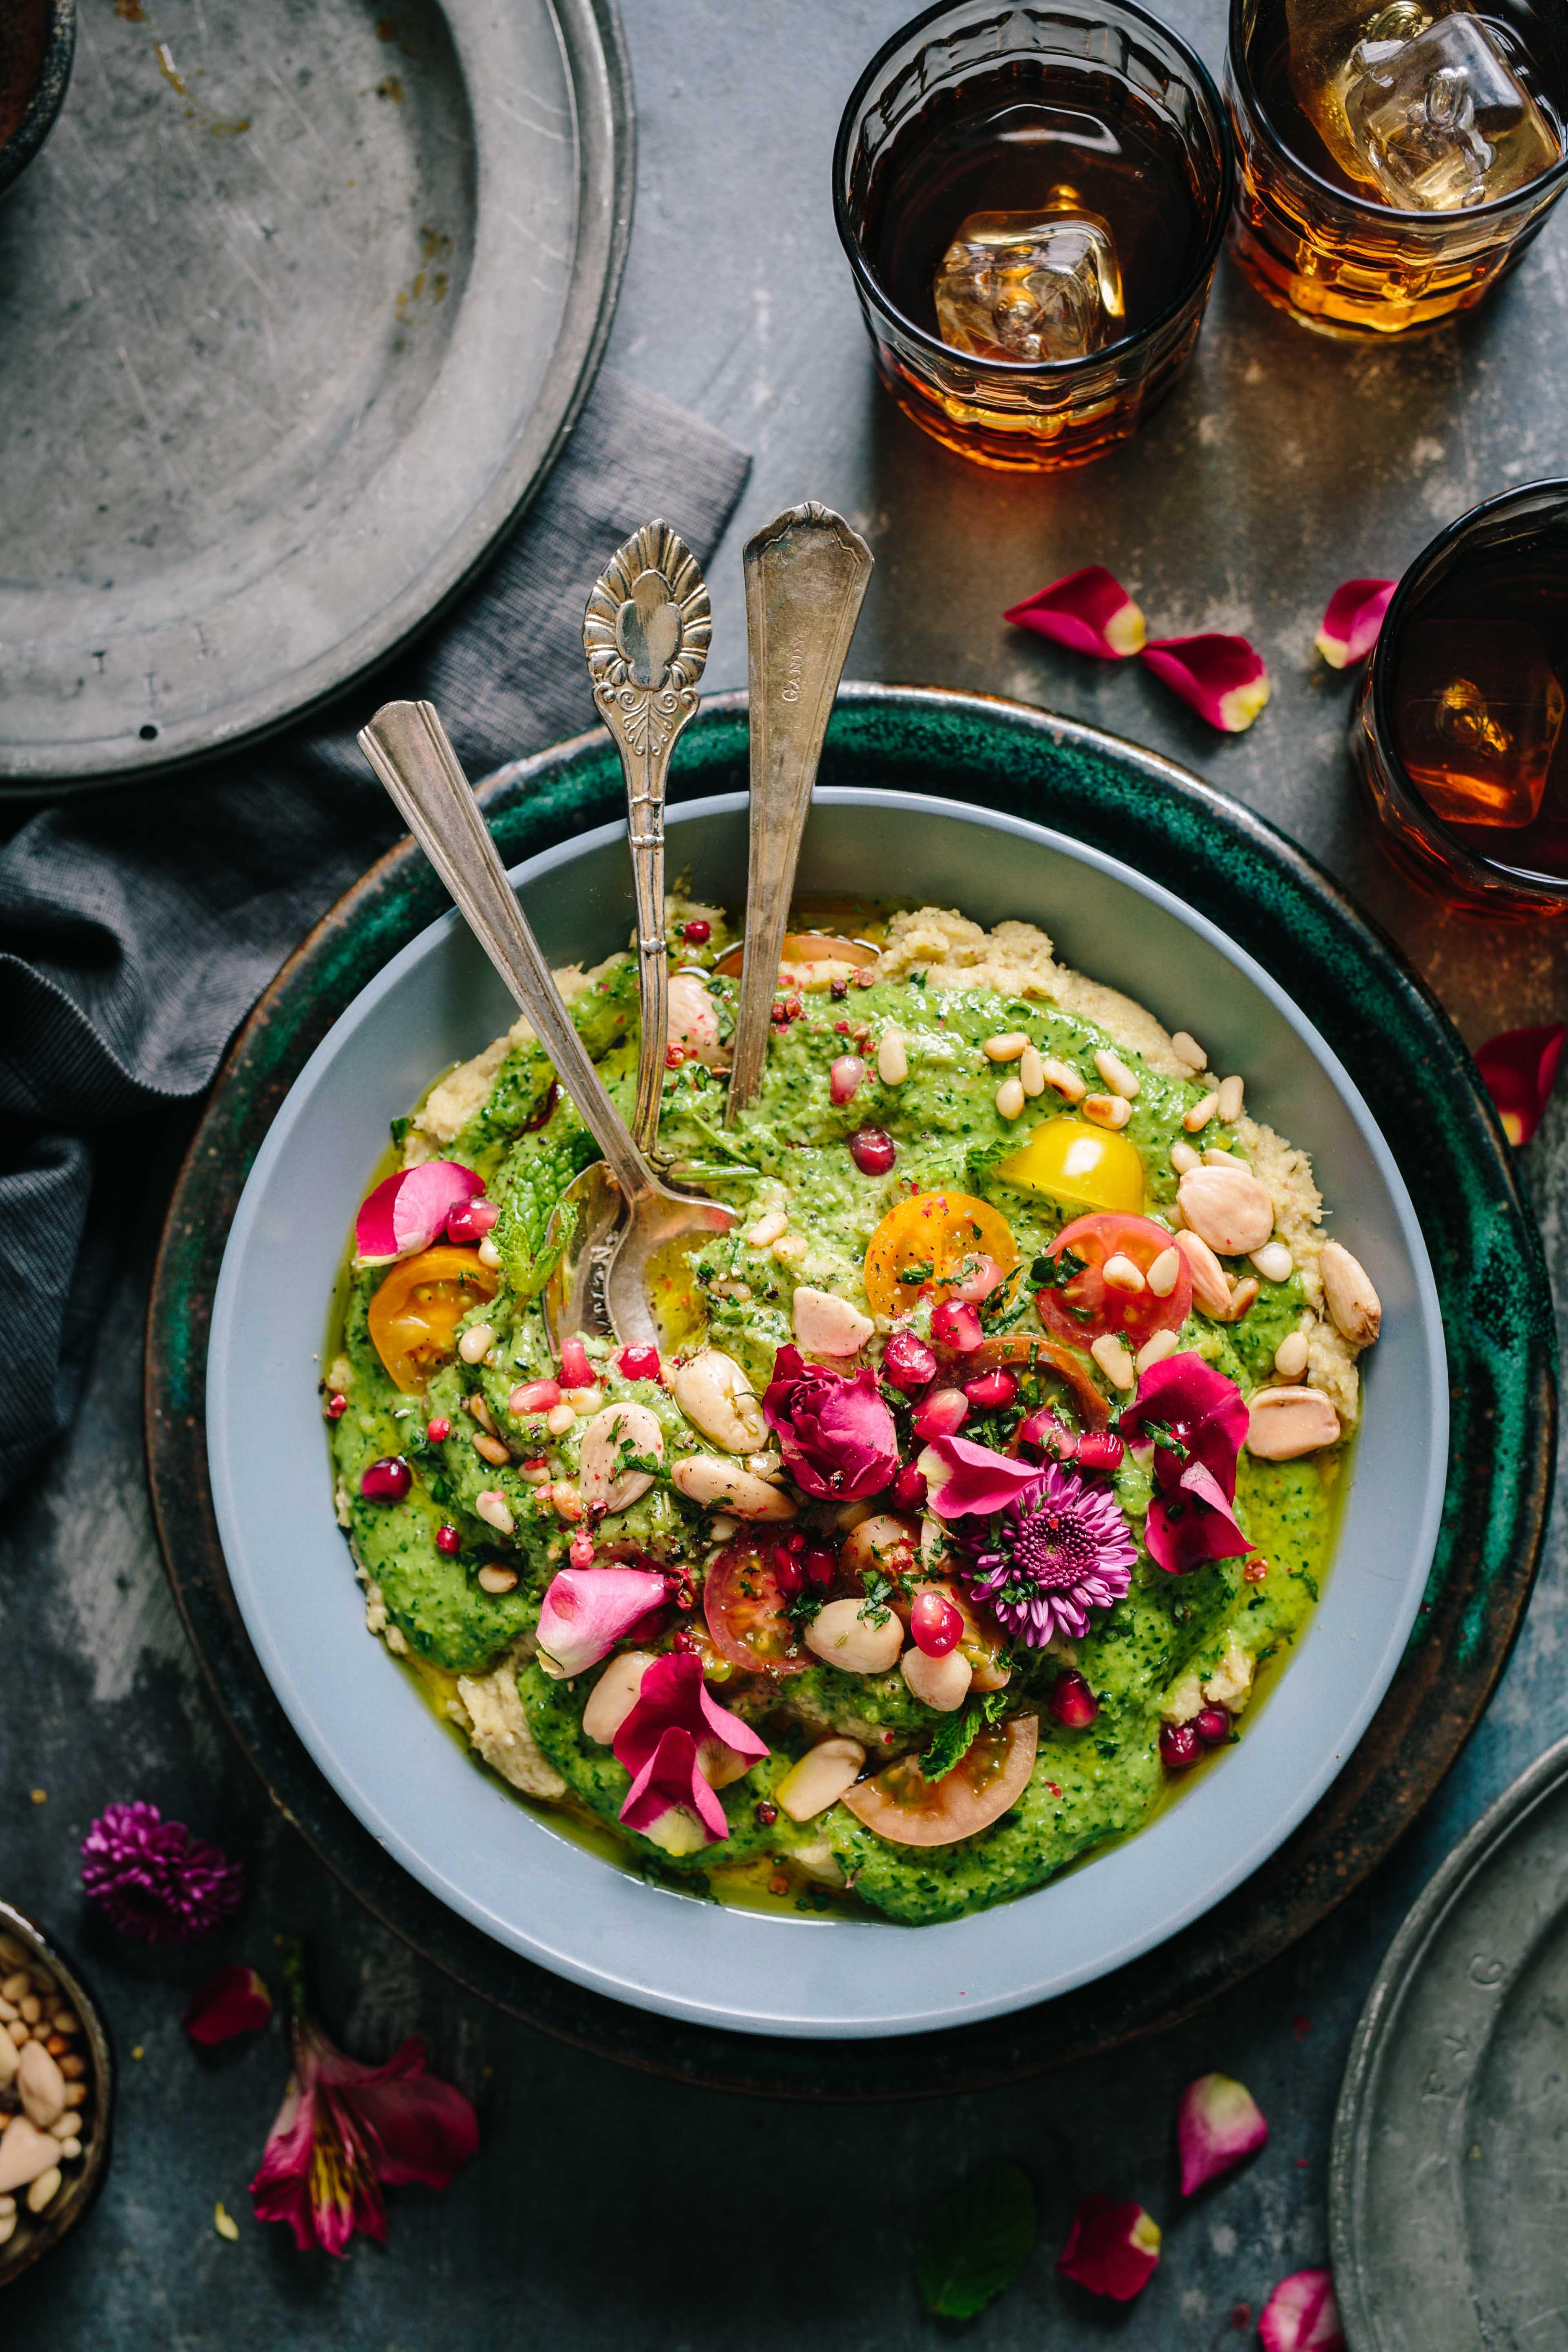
0;1902;113;2287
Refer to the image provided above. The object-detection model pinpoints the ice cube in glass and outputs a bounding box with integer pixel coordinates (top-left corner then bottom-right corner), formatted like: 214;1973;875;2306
1344;11;1559;208
1396;619;1566;827
933;200;1125;362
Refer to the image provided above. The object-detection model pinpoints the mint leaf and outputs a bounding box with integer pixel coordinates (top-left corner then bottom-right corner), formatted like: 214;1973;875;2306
915;2158;1037;2319
1030;1245;1089;1292
920;1707;980;1783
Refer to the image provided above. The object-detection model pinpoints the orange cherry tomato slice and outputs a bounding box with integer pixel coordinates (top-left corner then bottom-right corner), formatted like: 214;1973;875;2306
702;1539;812;1677
841;1713;1038;1847
864;1190;1018;1320
366;1245;500;1394
1036;1213;1190;1348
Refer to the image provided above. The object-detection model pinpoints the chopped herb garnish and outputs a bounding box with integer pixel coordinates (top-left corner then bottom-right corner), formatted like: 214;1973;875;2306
915;2160;1037;2320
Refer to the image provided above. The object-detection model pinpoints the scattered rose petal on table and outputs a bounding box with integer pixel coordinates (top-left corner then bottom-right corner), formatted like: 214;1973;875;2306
354;1160;485;1265
1314;578;1396;669
1140;634;1272;733
1004;565;1147;659
185;1964;274;2046
1258;2268;1345;2352
81;1800;245;1944
1177;2072;1269;2193
1475;1022;1566;1145
1056;2194;1162;2299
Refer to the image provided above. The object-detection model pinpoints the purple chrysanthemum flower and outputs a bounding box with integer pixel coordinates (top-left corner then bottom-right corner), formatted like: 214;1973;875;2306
955;1462;1137;1647
80;1801;245;1945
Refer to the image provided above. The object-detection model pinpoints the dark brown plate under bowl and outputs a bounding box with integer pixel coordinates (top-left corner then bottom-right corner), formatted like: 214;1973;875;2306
145;686;1556;2098
0;1900;114;2287
0;0;74;203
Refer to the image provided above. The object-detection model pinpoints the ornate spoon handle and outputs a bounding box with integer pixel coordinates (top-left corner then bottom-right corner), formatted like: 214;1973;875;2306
584;521;711;1155
726;503;873;1122
357;698;659;1208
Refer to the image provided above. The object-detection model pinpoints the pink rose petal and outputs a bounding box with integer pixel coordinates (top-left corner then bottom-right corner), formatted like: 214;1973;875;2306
184;1963;274;2046
1177;2073;1270;2194
355;1161;485;1265
1315;578;1396;670
611;1652;768;1848
1005;565;1147;660
918;1432;1046;1521
536;1566;668;1677
619;1725;731;1845
1259;2269;1345;2352
1140;633;1271;733
1056;2195;1162;2301
1475;1022;1566;1146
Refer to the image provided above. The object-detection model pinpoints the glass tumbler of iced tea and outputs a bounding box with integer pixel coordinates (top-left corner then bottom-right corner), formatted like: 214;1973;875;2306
1227;0;1568;336
1353;480;1568;918
832;0;1233;471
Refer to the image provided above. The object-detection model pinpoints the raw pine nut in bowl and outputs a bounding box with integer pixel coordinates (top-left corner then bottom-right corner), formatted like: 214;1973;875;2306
0;1902;113;2286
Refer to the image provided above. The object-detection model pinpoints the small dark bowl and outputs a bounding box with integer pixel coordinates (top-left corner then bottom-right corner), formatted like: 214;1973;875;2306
0;0;76;203
0;1900;114;2290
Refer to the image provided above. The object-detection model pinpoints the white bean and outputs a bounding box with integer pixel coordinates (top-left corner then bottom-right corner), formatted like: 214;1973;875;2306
1320;1241;1382;1345
26;2165;61;2214
672;1456;797;1521
900;1646;973;1712
804;1598;904;1675
1246;1387;1341;1459
577;1401;664;1513
1177;1164;1276;1256
791;1286;874;1357
17;2039;65;2130
776;1737;866;1822
582;1651;656;1745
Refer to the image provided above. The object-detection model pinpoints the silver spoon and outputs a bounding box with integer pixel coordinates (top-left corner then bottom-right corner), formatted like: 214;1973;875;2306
357;699;733;1348
725;502;873;1121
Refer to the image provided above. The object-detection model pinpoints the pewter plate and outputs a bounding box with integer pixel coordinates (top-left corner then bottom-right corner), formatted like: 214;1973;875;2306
0;0;630;791
1332;1734;1568;2350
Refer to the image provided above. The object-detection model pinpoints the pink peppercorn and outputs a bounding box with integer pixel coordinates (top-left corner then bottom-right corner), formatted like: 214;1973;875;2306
848;1125;896;1176
426;1416;452;1443
360;1457;411;1503
682;919;711;945
435;1524;461;1557
568;1533;596;1570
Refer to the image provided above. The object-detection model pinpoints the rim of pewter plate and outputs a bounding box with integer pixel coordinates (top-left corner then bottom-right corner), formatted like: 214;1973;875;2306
831;0;1236;376
0;0;75;203
0;1898;115;2288
1330;1731;1568;2350
145;684;1556;2100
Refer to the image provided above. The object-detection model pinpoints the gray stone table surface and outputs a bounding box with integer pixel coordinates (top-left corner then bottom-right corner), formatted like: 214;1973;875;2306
6;1;1568;2343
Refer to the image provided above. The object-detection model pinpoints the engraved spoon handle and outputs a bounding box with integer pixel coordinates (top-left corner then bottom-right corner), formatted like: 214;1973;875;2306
726;502;873;1122
584;521;712;1155
358;698;659;1207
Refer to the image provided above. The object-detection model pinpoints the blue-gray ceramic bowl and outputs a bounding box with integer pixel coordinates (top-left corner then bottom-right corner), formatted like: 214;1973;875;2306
206;789;1446;2039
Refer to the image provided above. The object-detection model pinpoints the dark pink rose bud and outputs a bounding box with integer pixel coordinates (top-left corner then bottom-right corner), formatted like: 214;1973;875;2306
849;1125;896;1176
445;1194;499;1244
891;1462;928;1510
1160;1720;1202;1771
911;1589;963;1657
761;1344;900;1501
912;1387;969;1441
930;1299;982;1354
963;1367;1018;1410
360;1457;411;1503
829;1055;868;1106
882;1329;938;1392
1049;1669;1099;1729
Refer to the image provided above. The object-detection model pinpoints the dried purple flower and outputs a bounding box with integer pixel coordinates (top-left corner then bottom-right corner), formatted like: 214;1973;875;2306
80;1800;245;1945
952;1460;1137;1647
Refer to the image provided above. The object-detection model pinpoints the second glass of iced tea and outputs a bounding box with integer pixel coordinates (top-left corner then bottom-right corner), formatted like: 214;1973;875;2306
833;0;1233;470
1228;0;1568;336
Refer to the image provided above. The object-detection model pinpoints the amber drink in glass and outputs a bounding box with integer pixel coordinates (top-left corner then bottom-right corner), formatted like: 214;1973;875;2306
833;0;1232;471
1354;481;1568;917
1227;0;1568;336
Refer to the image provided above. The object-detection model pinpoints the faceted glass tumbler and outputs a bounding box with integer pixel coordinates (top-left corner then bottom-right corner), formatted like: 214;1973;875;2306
1226;0;1568;338
832;0;1233;472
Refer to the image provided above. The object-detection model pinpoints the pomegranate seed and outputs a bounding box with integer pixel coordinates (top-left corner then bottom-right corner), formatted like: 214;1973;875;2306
912;1386;969;1440
510;1378;561;1416
931;1298;983;1354
1195;1706;1231;1746
829;1054;868;1107
425;1415;452;1443
891;1463;928;1510
772;1548;804;1596
1160;1720;1202;1771
435;1523;461;1557
360;1457;411;1503
1048;1669;1099;1729
911;1589;963;1657
617;1345;663;1384
325;1391;348;1420
963;1367;1018;1410
1243;1555;1269;1584
445;1195;498;1243
666;1043;688;1069
682;919;711;945
950;1253;1006;1303
755;1800;779;1826
568;1533;596;1569
1016;1408;1076;1461
559;1336;592;1389
670;1626;698;1653
784;1529;805;1550
849;1125;896;1176
802;1544;837;1588
882;1329;938;1392
1075;1430;1126;1476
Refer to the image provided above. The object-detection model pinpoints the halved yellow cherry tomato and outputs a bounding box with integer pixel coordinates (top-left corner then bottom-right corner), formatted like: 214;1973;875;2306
367;1245;499;1394
842;1714;1038;1847
996;1116;1145;1216
863;1189;1018;1320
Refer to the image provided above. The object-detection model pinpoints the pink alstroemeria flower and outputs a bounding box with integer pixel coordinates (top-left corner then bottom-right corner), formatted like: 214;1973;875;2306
1140;633;1272;733
1259;2268;1345;2352
1004;566;1147;660
762;1343;898;1500
536;1565;668;1678
250;1944;478;2258
1177;2073;1269;2193
1315;578;1396;670
184;1963;273;2047
355;1160;485;1266
1119;1352;1253;1575
1056;2195;1163;2300
1476;1022;1566;1146
920;1436;1136;1647
612;1653;768;1855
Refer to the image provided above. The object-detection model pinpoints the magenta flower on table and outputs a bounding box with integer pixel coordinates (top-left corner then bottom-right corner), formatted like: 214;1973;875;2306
612;1652;768;1854
250;1944;478;2257
80;1800;245;1944
1118;1352;1253;1576
761;1342;898;1500
921;1434;1136;1648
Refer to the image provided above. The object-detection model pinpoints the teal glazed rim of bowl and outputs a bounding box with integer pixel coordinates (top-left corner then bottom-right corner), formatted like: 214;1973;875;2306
148;688;1555;2091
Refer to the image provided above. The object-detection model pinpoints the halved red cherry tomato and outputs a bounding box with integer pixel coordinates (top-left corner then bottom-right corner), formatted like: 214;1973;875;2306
366;1246;500;1394
702;1539;812;1677
842;1713;1038;1847
1036;1214;1191;1347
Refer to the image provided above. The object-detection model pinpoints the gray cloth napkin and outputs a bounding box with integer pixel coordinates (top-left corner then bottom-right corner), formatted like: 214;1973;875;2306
0;368;750;1499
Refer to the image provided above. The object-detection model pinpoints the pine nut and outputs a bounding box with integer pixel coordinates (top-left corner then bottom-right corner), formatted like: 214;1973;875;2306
1274;1330;1310;1380
466;1391;499;1435
877;1028;908;1085
1101;1253;1146;1295
59;2139;81;2162
1146;1247;1181;1298
1170;1030;1207;1071
708;1515;738;1541
1019;1044;1045;1096
477;1235;503;1270
0;2192;12;2209
457;1323;494;1365
0;1999;15;2022
18;1999;40;2025
1220;1276;1258;1322
1252;1241;1293;1285
477;1565;518;1595
551;1481;585;1523
1170;1140;1200;1175
1217;1074;1245;1122
1094;1047;1140;1100
61;2084;85;2109
1136;1329;1180;1374
0;2214;15;2247
995;1076;1026;1120
1084;1093;1131;1131
1204;1146;1242;1168
1090;1333;1136;1390
1041;1058;1085;1102
49;2115;75;2140
1184;1091;1219;1133
983;1032;1028;1062
744;1208;788;1248
546;1402;576;1437
471;1431;509;1467
474;1489;514;1536
772;1233;809;1265
0;1976;27;2004
55;2056;83;2083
